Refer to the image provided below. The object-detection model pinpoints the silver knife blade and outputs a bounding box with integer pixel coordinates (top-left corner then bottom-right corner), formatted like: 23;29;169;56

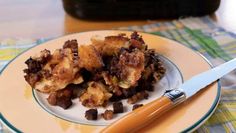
179;58;236;99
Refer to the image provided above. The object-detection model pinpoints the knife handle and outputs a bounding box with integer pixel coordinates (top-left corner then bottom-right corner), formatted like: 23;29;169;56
101;89;185;133
101;96;172;133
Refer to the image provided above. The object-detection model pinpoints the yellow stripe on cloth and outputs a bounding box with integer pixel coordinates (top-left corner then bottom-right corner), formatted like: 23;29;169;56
0;48;27;60
231;121;236;130
223;122;232;133
204;88;236;126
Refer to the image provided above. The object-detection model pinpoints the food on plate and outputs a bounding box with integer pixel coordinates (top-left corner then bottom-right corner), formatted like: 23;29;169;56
101;110;114;120
113;102;124;114
127;91;148;104
23;31;166;120
78;45;104;71
47;87;73;109
85;109;98;120
132;104;143;110
79;81;112;107
23;40;83;93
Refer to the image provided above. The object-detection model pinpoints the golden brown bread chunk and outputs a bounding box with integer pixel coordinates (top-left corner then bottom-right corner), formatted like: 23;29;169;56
80;82;112;107
34;48;83;93
24;41;83;93
117;49;145;89
91;34;130;56
78;45;104;71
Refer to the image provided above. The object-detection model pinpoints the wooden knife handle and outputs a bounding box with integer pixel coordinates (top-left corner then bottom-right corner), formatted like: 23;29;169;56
101;96;174;133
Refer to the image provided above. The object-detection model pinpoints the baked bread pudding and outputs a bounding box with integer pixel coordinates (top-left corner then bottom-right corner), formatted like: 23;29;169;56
23;32;166;119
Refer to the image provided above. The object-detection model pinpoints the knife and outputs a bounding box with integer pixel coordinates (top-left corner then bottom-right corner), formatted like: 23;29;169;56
101;58;236;133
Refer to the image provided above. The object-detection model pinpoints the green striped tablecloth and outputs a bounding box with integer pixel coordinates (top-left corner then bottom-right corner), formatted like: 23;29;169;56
1;16;236;133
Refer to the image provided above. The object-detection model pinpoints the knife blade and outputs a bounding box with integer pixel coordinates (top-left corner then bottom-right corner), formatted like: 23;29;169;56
101;58;236;133
180;58;236;98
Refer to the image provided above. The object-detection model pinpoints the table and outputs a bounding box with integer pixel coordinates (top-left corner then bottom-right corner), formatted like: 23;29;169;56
1;1;236;132
0;0;236;39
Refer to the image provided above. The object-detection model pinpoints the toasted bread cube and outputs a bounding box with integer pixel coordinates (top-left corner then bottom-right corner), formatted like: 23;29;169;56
118;50;145;88
78;45;103;71
92;35;130;56
91;35;105;53
80;82;112;107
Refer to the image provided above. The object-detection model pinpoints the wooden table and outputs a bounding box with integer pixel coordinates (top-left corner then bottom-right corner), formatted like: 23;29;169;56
0;0;236;39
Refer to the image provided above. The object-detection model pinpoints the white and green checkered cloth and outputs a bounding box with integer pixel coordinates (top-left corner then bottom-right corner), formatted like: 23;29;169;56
1;16;236;133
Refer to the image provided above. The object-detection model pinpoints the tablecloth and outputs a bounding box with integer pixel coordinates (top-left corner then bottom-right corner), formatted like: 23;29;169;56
1;16;236;133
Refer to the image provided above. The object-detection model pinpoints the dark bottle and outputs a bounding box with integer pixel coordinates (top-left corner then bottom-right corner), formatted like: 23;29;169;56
62;0;220;20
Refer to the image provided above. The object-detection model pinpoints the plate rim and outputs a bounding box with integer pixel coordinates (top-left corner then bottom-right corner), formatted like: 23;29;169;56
0;30;221;133
182;53;221;132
